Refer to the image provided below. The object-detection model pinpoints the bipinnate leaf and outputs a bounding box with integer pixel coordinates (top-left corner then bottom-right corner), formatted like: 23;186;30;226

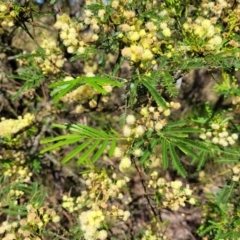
77;139;101;164
62;141;93;164
49;76;122;103
108;139;117;157
140;149;151;164
141;80;168;109
169;143;187;178
159;120;210;174
92;140;109;162
216;183;235;204
50;78;79;103
41;123;119;164
40;134;82;143
150;138;158;149
177;144;200;159
196;151;207;171
162;120;188;128
161;138;168;170
169;136;209;152
40;135;83;153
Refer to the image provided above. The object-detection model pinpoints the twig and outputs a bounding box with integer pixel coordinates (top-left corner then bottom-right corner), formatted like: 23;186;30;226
132;158;163;222
30;117;51;155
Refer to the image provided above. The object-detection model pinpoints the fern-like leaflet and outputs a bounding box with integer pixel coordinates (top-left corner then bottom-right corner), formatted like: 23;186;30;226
40;123;120;165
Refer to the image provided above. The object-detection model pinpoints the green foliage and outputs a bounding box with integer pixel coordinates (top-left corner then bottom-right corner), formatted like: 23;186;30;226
213;71;240;97
7;66;44;101
1;181;46;216
70;47;98;62
160;121;205;177
1;0;240;239
197;181;240;239
50;0;57;4
140;76;168;109
40;123;120;165
49;75;122;103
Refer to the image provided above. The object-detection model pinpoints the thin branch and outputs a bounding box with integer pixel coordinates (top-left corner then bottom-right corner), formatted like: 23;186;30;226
132;158;163;222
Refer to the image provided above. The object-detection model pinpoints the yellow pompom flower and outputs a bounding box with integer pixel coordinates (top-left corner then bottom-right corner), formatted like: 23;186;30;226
162;27;171;37
119;157;131;173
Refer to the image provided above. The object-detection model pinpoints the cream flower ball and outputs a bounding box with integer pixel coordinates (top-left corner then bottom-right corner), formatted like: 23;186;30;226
126;114;136;125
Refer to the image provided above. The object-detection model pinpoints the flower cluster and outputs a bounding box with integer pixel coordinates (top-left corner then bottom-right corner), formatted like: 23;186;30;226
232;96;240;105
0;2;15;34
201;0;228;18
0;113;35;137
79;208;107;240
0;150;33;183
120;20;159;64
62;195;76;213
141;228;167;240
148;171;196;211
223;8;240;36
199;123;238;147
119;14;174;66
61;76;99;104
181;0;240;54
140;220;169;240
54;13;98;55
25;204;60;227
34;38;66;75
61;170;131;240
82;170;131;210
61;75;113;111
183;17;222;51
76;0;176;70
79;203;131;240
121;102;181;139
0;204;60;240
119;156;132;173
116;103;181;173
231;164;240;182
8;189;24;200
